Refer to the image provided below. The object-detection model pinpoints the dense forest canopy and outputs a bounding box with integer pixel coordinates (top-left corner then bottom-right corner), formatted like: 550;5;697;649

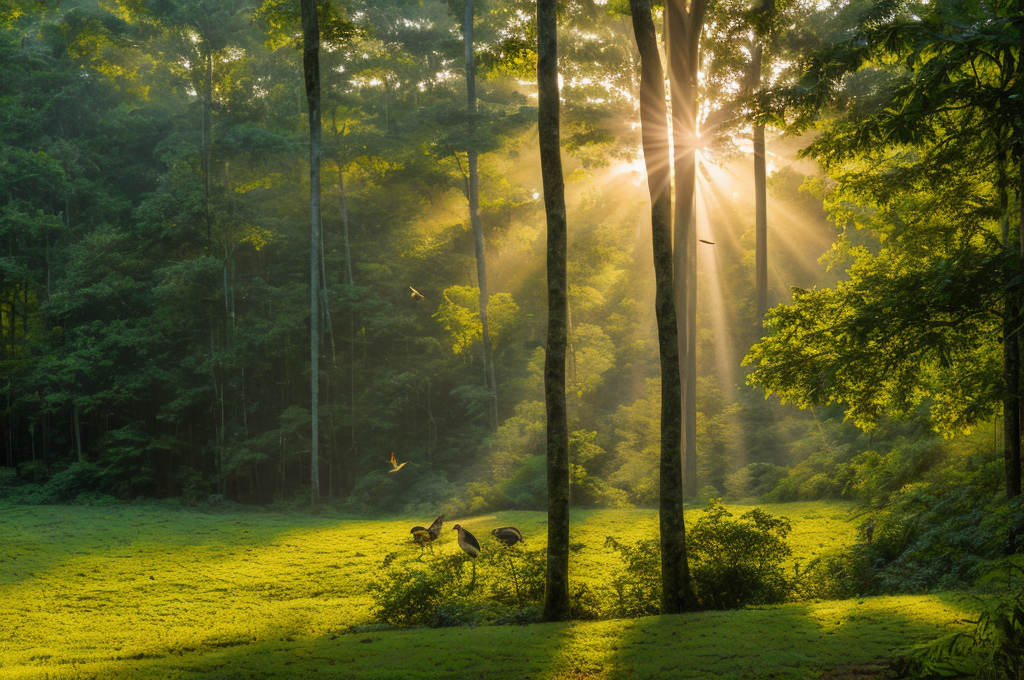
0;0;1020;524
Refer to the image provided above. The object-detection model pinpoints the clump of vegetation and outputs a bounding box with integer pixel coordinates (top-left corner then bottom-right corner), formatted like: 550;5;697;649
797;462;1020;600
369;546;548;628
606;500;794;614
604;536;661;618
898;558;1024;680
688;500;793;609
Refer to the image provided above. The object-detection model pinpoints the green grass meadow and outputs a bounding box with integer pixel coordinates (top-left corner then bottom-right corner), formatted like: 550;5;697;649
0;501;971;679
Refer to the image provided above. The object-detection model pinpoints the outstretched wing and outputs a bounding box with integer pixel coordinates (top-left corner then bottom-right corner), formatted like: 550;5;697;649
427;514;444;539
389;461;408;474
390;451;397;468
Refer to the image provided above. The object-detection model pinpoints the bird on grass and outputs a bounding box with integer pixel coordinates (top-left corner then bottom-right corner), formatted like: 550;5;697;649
452;524;481;558
410;514;444;553
453;524;481;588
388;452;408;474
491;527;524;547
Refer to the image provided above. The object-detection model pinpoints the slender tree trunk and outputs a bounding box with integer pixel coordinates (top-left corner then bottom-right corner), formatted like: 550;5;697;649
537;0;571;623
338;160;354;286
335;125;357;494
203;44;212;240
999;151;1021;499
73;403;82;463
301;0;321;505
465;0;499;432
752;43;768;326
666;0;706;499
1011;20;1024;498
629;0;693;614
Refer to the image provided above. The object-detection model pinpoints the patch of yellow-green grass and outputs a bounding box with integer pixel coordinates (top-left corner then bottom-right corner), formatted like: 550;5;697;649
0;500;948;680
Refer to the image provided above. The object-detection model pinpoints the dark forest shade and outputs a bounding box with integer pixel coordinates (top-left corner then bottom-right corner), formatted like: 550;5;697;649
537;0;571;623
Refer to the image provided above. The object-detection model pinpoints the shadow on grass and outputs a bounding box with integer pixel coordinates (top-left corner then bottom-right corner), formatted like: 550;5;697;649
8;594;973;680
597;594;976;680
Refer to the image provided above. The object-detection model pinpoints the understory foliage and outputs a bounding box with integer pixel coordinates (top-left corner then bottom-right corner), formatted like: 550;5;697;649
607;500;793;615
370;545;598;627
899;558;1024;680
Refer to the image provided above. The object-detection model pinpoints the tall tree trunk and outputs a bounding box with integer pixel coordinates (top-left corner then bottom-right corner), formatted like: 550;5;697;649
1000;151;1022;499
301;0;321;505
752;44;768;326
202;43;212;240
537;0;570;623
629;0;694;614
73;403;82;463
465;0;498;432
338;160;354;286
1011;17;1024;498
666;0;706;499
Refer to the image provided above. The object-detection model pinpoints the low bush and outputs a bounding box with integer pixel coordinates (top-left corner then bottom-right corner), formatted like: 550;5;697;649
899;557;1024;680
369;545;548;628
606;500;795;614
689;499;793;609
605;536;661;618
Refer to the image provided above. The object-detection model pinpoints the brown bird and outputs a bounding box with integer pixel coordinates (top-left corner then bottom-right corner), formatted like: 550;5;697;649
491;527;524;547
410;514;444;551
409;286;425;300
452;524;481;558
388;451;409;474
699;239;716;245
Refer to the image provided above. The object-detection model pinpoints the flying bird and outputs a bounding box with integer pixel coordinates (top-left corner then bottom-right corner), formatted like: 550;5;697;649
388;451;409;474
410;514;444;552
699;239;716;245
452;524;481;558
409;286;425;300
491;526;524;547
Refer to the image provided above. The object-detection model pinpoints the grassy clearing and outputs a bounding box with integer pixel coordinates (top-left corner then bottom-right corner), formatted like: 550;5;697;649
0;501;966;679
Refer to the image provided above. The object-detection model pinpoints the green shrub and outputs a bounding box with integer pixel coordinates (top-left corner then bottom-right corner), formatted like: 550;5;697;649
796;546;875;600
481;544;546;610
605;536;661;618
605;500;795;613
689;499;793;609
369;554;476;628
899;557;1024;680
369;545;548;628
724;463;788;500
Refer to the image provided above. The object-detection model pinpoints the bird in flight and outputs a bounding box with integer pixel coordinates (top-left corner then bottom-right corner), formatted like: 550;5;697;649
388;451;409;474
699;239;715;245
409;286;425;300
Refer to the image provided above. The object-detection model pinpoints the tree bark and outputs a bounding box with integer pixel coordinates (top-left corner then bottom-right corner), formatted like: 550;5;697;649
1010;13;1024;499
301;0;321;505
752;44;768;326
73;403;82;463
537;0;571;623
465;0;498;431
202;42;212;240
629;0;694;615
665;0;706;499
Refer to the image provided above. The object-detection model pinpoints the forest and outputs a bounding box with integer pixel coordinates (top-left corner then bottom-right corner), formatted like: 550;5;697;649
1;0;1023;678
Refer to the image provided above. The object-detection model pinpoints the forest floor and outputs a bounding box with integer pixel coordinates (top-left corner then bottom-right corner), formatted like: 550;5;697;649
0;501;972;679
